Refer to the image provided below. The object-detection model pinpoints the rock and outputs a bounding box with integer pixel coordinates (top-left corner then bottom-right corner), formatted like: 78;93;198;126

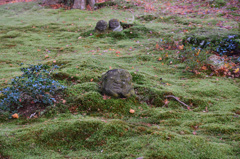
100;69;135;98
109;19;123;32
95;20;108;32
207;55;225;70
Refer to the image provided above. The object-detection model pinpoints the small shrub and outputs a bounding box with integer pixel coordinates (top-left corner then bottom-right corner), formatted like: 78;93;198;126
179;47;210;73
215;35;240;56
0;64;66;113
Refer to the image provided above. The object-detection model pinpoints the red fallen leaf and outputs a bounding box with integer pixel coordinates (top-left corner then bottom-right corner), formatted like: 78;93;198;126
164;99;169;105
19;99;22;102
103;94;111;100
201;65;207;70
156;43;160;50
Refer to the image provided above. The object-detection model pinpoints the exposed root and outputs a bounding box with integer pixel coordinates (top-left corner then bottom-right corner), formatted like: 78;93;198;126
165;95;191;109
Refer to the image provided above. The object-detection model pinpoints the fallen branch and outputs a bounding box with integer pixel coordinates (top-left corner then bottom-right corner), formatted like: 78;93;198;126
29;112;36;119
165;95;191;109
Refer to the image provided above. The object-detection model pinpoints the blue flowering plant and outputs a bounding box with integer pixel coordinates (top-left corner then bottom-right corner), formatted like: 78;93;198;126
0;64;66;114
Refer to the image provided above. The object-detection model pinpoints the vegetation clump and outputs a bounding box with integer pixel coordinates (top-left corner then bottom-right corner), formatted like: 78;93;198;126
0;64;66;114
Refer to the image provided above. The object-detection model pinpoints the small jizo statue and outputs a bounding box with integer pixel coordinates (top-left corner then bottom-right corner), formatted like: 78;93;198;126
109;19;123;32
95;20;108;32
100;69;135;98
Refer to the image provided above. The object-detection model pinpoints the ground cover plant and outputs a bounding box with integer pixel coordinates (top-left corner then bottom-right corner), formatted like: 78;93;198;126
0;0;240;158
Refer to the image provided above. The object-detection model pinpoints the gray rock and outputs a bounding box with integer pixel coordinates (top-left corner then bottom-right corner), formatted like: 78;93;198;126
207;55;224;70
100;69;135;98
95;20;108;32
109;19;123;32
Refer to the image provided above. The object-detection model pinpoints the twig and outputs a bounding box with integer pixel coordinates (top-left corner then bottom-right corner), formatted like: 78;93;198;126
165;95;191;109
29;112;36;119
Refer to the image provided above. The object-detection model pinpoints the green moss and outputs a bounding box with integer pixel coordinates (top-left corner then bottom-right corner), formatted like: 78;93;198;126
0;1;239;158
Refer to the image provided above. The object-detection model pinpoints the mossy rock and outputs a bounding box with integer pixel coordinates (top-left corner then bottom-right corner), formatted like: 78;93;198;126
100;69;135;98
81;23;155;40
95;20;108;32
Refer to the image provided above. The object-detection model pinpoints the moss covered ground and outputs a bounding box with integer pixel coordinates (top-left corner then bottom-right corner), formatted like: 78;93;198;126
0;0;240;158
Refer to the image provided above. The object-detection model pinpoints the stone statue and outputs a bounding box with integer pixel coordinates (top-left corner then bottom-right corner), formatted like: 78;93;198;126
109;19;123;32
100;69;135;98
95;20;108;32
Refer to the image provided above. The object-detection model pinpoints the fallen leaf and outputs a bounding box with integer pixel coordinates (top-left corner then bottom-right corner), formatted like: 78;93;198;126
164;99;169;105
12;113;19;119
234;68;239;73
129;109;135;114
158;57;162;61
201;65;207;70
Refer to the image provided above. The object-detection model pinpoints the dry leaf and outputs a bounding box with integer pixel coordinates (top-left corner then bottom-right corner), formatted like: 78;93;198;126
164;99;169;105
178;45;184;50
234;68;239;73
201;65;207;70
129;109;135;114
12;113;19;119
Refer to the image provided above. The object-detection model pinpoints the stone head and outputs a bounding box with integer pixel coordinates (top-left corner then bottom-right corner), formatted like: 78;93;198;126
101;69;135;98
109;19;120;30
95;20;108;32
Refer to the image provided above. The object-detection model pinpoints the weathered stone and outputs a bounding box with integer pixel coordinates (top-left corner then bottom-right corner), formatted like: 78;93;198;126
109;19;123;32
95;20;108;32
100;69;135;98
207;55;225;70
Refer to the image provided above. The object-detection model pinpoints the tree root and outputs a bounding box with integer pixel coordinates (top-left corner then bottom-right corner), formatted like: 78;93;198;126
165;95;191;109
